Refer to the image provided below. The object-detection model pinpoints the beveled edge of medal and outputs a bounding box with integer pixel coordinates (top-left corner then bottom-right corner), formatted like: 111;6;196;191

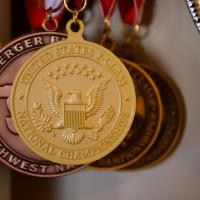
10;34;136;165
121;63;186;172
0;32;67;73
89;58;163;171
139;64;186;169
10;163;87;178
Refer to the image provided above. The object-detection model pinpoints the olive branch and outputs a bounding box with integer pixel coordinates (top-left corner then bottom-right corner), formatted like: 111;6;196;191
32;102;53;133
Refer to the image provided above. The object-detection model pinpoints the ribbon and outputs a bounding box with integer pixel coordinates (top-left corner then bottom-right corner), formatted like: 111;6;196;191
24;0;65;30
118;0;145;25
67;0;85;10
100;0;116;18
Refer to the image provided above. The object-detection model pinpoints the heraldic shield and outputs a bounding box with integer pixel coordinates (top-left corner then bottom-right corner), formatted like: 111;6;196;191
64;89;91;129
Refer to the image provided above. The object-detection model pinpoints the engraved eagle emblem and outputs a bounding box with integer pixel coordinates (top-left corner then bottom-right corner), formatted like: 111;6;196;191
33;78;115;145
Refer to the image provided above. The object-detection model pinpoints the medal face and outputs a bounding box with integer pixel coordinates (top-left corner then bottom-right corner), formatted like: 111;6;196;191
124;64;185;170
90;58;163;170
10;20;136;165
0;32;86;177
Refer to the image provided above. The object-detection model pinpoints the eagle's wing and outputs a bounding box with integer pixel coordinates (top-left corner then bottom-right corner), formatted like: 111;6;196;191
41;79;63;118
86;79;110;117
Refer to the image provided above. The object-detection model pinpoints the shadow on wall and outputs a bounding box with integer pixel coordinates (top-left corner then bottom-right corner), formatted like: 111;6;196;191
0;165;10;200
11;171;56;200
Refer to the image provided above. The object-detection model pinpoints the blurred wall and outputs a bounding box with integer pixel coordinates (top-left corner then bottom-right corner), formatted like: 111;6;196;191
0;1;11;45
0;165;10;200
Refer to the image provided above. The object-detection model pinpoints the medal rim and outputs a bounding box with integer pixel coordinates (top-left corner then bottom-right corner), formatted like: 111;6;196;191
122;63;186;171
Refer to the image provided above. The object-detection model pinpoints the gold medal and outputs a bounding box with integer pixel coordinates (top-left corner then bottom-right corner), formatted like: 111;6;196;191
90;58;162;170
123;64;185;170
10;3;136;165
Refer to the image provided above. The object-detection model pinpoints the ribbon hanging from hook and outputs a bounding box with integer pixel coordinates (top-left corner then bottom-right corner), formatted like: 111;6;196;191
24;0;65;30
100;0;116;18
118;0;145;25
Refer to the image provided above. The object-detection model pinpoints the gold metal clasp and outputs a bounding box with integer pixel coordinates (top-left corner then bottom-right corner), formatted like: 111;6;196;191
64;0;88;21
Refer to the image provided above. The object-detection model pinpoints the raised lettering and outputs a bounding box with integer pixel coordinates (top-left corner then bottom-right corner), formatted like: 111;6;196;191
24;39;33;48
34;37;44;45
4;49;14;59
8;155;21;165
0;56;6;65
13;43;24;52
21;161;29;170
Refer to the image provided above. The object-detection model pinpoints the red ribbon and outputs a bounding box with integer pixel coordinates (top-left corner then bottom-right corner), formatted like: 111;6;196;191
118;0;145;25
24;0;64;30
100;0;116;18
67;0;85;10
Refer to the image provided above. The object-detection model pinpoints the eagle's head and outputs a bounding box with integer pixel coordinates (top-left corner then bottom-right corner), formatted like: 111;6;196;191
65;89;82;104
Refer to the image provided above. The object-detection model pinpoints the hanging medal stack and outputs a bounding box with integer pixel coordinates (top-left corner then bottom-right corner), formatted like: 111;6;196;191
0;0;185;177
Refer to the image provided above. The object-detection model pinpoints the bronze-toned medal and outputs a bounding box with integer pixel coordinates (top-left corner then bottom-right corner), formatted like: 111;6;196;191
0;32;86;177
123;64;185;170
10;2;136;165
90;58;163;170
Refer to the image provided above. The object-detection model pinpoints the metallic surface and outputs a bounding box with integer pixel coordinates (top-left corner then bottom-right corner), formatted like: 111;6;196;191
10;19;136;165
64;0;88;14
123;64;186;170
186;0;200;32
90;58;163;170
0;32;86;177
